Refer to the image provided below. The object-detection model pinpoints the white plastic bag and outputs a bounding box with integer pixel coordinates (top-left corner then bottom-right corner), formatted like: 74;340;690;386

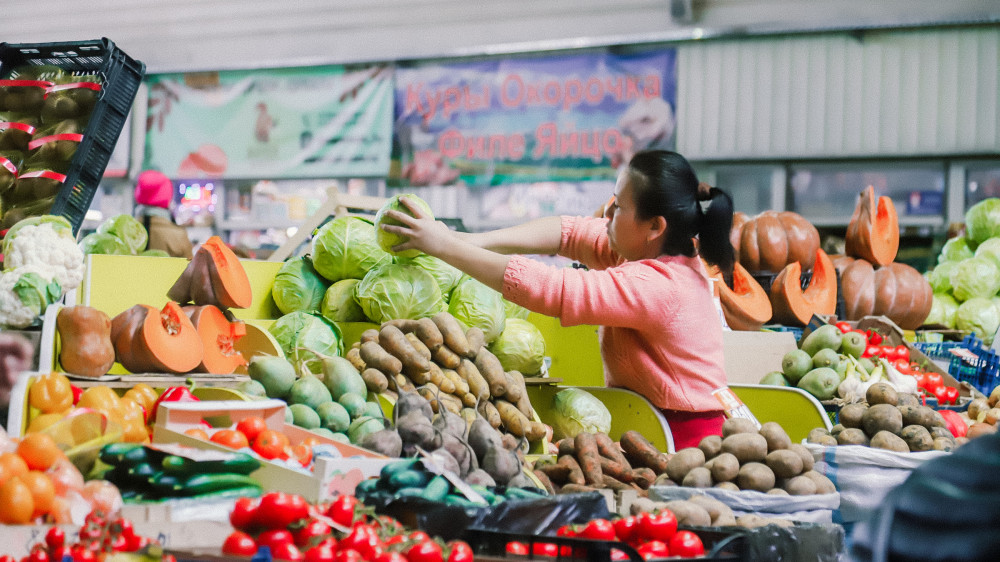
648;485;840;523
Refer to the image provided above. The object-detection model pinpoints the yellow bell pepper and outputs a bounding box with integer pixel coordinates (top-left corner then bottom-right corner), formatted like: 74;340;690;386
119;398;151;443
28;372;73;414
123;383;159;420
76;385;125;427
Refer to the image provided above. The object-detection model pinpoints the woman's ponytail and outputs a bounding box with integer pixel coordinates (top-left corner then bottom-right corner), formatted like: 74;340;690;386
698;187;735;286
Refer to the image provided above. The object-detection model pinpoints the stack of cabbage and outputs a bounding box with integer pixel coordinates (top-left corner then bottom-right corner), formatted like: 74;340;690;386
268;194;546;376
926;198;1000;343
78;214;170;257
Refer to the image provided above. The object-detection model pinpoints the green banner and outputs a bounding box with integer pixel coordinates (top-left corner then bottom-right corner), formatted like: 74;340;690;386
144;66;393;178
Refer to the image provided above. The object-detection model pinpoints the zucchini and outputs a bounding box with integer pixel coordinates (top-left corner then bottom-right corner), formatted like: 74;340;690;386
355;478;379;496
161;453;260;476
99;442;144;466
394;487;427;498
442;493;488;508
420;475;451;502
504;486;547;500
127;462;158;486
379;458;421;480
470;485;500;505
150;473;185;496
177;473;263;496
387;469;430;491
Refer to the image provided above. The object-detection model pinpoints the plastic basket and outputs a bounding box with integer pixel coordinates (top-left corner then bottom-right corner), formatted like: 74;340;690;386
0;38;145;234
914;335;1000;395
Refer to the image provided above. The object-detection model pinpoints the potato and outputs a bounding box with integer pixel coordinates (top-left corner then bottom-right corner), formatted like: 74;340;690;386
681;466;713;488
839;403;867;429
706;452;740;482
870;430;910;453
662;500;712;526
758;421;791;452
736;514;768;528
985;408;1000;425
665;447;706;483
766;488;789;496
800;470;836;494
653;473;677;487
967;422;998;439
830;424;846;436
866;382;899;406
765;449;804;479
899;405;942;430
896;393;920;408
698;435;722;459
836;428;870;446
806;428;831;444
967;398;989;421
628;497;661;516
862;404;904;437
688;494;733;525
788;443;815;472
722;417;758;437
932;436;957;451
899;425;934;452
721;433;768;464
783;475;818;495
714;481;740;491
989;385;1000;408
736;462;775;492
929;426;954;440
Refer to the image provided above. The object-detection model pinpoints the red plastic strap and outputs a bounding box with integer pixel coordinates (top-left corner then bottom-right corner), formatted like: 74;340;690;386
0;121;36;135
28;133;83;150
19;170;66;182
46;81;102;94
0;79;53;89
0;156;16;176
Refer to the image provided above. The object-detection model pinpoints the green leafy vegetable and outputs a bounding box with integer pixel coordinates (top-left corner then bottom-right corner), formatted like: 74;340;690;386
374;194;433;258
321;279;367;322
310;216;392;282
448;277;506;343
272;256;329;314
354;263;446;323
488;318;546;375
97;214;148;254
550;388;612;441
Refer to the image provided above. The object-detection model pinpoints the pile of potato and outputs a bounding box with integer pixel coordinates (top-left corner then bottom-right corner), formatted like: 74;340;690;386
345;311;548;444
965;384;1000;439
806;382;962;452
660;419;836;496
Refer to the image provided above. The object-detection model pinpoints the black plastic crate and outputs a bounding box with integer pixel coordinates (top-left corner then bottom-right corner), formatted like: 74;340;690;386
0;38;144;234
463;526;747;562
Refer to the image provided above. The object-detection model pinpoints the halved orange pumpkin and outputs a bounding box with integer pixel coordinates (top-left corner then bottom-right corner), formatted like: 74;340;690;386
769;248;838;326
710;261;772;331
129;301;204;374
845;185;899;267
183;304;248;374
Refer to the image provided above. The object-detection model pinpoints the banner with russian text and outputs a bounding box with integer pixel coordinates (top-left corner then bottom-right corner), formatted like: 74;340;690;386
390;49;676;186
144;66;393;179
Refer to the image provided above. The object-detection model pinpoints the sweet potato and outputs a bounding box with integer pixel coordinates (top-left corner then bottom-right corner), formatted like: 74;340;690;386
432;344;462;369
465;326;486;358
441;368;470;395
361;368;389;393
433;312;471;357
360;328;380;344
595;432;631;469
380;324;431;374
428;363;457;394
503;370;525;403
478;399;502;429
631;467;656;489
620;430;669;475
345;346;366;372
404;332;432;361
458;358;490;401
495;399;545;440
573;432;604;486
557;454;586;485
414;317;444;352
475;348;508;397
359;341;402;375
599;457;633;484
601;474;632;491
533;469;557;494
437;392;463;415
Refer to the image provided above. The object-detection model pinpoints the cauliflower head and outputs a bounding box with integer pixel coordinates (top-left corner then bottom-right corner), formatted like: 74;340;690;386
0;265;62;329
4;222;85;290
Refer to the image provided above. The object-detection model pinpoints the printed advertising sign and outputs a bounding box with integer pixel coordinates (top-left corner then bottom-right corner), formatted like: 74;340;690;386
144;66;393;179
391;49;677;186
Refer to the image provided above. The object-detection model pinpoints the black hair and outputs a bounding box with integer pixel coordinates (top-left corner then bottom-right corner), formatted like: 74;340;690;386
626;150;735;283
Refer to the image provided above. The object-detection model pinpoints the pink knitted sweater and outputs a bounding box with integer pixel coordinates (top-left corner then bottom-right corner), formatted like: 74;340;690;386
501;216;728;412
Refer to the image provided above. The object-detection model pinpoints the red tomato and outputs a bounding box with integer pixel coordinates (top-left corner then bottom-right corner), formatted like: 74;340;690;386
230;496;260;532
555;525;575;537
579;518;617;541
892;358;911;373
912;371;928;389
531;543;559;557
70;546;96;562
834;321;853;334
211;429;250;449
294;519;333;549
610;549;630;561
254;430;291;460
613;516;639;543
408;531;431;543
291;443;313;467
257;529;295;552
304;543;337;562
505;542;529;555
374;552;408;562
406;540;444;562
446;541;474;562
270;541;305;562
47;546;72;562
924;372;944;394
636;540;671;560
334;550;363;562
26;547;49;562
0;554;15;562
943;385;960;405
45;527;65;551
326;494;358;527
668;530;705;558
222;531;259;557
257;492;309;530
863;345;881;358
894;345;910;362
125;535;151;553
636;511;678;542
867;330;883;345
104;534;129;553
932;384;950;405
236;416;268;443
339;524;383;560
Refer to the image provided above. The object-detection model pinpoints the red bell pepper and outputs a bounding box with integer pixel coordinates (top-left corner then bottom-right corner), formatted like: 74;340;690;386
150;379;200;421
938;409;967;438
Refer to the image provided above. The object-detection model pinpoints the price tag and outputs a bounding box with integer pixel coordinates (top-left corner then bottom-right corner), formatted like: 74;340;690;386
712;387;760;427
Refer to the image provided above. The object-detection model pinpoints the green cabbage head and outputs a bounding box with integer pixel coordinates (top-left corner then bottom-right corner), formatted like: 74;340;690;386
950;257;1000;302
955;297;1000;344
504;299;531;320
938;237;975;264
448;277;506;343
925;293;960;329
79;232;130;255
268;311;343;373
97;214;148;254
488;318;546;375
374;194;433;258
354;263;446;323
397;253;464;298
965;198;1000;245
550;388;612;441
928;262;957;294
310;216;392;282
272;256;329;314
321;279;367;322
974;237;1000;268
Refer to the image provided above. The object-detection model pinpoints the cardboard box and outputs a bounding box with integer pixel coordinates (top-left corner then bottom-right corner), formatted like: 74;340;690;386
153;399;392;503
723;330;798;385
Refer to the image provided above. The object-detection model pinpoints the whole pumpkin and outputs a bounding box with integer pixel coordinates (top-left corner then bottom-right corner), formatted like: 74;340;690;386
737;211;820;274
731;211;750;263
838;257;934;330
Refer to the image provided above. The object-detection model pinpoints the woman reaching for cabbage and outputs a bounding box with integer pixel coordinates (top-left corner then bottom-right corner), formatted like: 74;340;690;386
380;150;736;449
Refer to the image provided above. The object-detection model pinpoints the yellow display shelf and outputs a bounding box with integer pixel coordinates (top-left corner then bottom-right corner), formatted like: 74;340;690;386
729;383;833;443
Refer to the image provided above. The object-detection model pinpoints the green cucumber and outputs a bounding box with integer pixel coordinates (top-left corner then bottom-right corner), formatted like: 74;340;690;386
161;453;261;476
177;473;263;496
126;462;158;485
355;478;379;496
504;486;547;500
379;458;421;480
99;442;144;466
150;473;185;496
387;469;430;491
420;475;451;502
442;493;488;508
470;485;500;504
394;487;427;498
